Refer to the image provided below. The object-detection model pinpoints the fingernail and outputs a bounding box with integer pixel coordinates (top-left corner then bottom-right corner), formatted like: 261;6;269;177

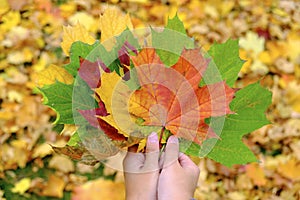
148;132;158;143
168;136;178;144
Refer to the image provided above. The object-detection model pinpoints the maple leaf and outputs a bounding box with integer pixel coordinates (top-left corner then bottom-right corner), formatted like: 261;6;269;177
183;82;272;166
33;64;74;87
92;70;160;140
39;78;96;124
72;178;125;200
246;163;267;186
11;178;31;195
277;158;300;181
99;7;133;50
152;13;194;66
42;174;65;198
129;48;236;144
61;22;95;56
202;39;245;87
78;58;105;89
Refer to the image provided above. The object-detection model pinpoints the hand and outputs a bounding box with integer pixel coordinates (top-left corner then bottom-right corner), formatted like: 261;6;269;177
158;136;200;200
123;132;160;200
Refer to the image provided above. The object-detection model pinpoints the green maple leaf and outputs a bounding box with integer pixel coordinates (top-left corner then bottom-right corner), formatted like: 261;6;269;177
39;78;97;124
152;14;194;66
182;82;272;167
206;82;272;166
64;41;100;76
201;39;245;87
178;38;272;167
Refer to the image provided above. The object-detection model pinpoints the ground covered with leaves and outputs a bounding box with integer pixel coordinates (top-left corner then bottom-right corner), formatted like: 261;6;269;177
0;0;300;199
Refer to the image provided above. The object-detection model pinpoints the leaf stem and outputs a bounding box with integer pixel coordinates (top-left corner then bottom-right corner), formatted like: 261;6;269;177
159;126;165;146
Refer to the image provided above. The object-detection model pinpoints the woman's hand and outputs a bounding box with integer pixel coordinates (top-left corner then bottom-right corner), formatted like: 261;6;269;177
158;136;200;200
123;132;160;200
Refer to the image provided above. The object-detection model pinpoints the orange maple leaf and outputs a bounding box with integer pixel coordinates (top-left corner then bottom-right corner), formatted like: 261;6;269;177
129;48;236;144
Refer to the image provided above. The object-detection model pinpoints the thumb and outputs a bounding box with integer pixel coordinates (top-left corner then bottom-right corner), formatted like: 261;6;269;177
178;153;196;168
143;132;159;170
163;135;179;168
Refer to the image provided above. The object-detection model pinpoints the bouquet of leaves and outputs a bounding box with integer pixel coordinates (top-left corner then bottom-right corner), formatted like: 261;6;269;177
37;8;272;167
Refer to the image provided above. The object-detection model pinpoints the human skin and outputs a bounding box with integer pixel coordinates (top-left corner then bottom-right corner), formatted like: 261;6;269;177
123;133;200;200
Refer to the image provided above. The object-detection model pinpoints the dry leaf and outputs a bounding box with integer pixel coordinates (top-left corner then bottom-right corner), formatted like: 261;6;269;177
42;174;66;198
278;157;300;181
11;178;31;195
246;163;267;186
68;12;97;33
48;155;75;173
72;178;125;200
32;143;53;158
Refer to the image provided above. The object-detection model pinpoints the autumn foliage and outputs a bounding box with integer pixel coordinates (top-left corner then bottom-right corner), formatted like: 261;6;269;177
1;0;300;199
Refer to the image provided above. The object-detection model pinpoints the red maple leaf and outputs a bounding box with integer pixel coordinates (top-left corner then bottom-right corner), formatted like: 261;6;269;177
129;48;236;144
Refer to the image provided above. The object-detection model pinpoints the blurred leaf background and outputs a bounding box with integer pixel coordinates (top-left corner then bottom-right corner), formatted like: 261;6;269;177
0;0;300;199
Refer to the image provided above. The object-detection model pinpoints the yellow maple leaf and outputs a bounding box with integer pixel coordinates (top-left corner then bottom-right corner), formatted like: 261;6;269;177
266;41;287;61
286;81;300;112
239;31;265;56
99;7;133;50
278;157;300;181
32;143;53;158
239;49;252;74
11;178;31;195
0;11;21;33
0;0;9;15
72;178;125;200
68;12;97;33
42;174;66;198
94;71;159;149
61;22;95;56
94;71;129;137
49;155;75;173
286;31;300;63
32;64;74;87
245;163;267;186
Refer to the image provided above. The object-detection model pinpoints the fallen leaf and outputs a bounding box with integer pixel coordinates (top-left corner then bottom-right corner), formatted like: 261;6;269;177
286;81;300;112
72;178;125;200
0;11;21;32
7;0;28;11
290;140;300;161
286;31;300;62
278;157;300;181
245;163;267;186
239;31;265;56
11;178;31;195
0;0;9;15
68;12;97;33
48;154;75;173
42;174;66;198
32;143;53;158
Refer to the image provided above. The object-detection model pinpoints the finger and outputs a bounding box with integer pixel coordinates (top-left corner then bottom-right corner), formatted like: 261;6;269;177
143;132;159;171
163;135;179;168
178;153;200;176
123;152;145;173
178;153;196;168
